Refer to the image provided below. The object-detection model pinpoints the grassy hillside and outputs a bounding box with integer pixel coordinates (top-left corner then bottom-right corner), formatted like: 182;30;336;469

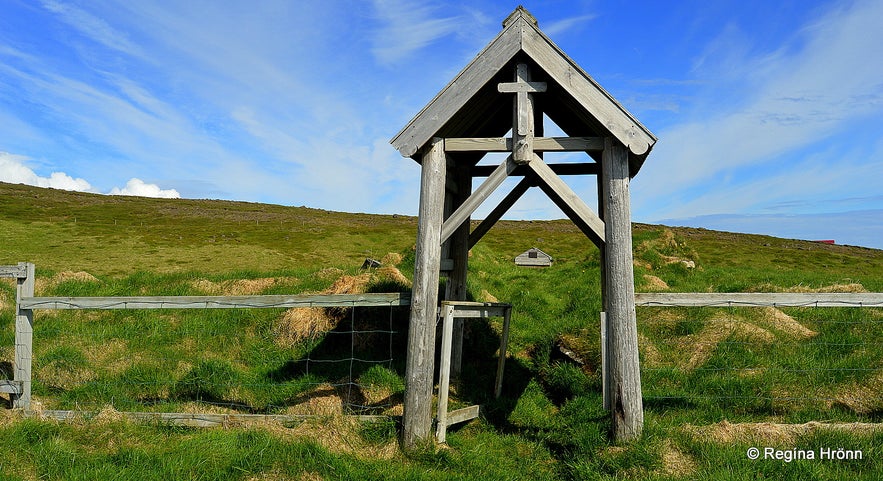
1;181;883;480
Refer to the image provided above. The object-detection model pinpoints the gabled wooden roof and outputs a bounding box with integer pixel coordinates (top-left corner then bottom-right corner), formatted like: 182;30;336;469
390;7;656;177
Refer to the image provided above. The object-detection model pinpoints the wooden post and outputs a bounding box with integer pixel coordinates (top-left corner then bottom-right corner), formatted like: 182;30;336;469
403;138;447;449
435;303;456;443
446;164;471;379
601;137;643;442
13;262;35;410
597;173;610;411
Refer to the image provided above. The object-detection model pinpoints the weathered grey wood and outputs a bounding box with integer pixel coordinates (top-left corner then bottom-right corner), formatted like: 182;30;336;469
468;177;532;249
437;301;510;442
35;410;391;427
13;262;34;410
19;292;411;310
528;153;605;246
602;138;643;442
446;164;472;379
436;303;456;443
471;162;599;177
445;136;604;153
520;21;656;161
445;137;510;152
445;405;480;426
403;138;447;449
390;20;522;158
597;173;610;411
0;380;22;394
447;301;511;319
514;248;553;267
499;63;545;164
497;81;548;94
439;156;516;245
600;312;610;410
495;307;512;399
634;292;883;307
0;264;28;278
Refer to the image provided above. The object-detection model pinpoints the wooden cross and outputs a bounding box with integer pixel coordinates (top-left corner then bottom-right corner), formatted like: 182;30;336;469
498;63;547;164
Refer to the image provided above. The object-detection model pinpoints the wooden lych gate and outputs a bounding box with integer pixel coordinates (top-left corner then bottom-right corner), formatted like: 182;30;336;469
391;7;657;447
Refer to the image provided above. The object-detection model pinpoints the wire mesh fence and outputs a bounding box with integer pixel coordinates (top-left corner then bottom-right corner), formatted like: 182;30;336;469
636;301;883;416
0;266;412;419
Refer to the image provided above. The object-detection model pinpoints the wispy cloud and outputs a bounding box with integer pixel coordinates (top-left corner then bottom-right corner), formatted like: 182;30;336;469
635;0;883;221
542;14;597;37
370;0;462;65
40;0;144;57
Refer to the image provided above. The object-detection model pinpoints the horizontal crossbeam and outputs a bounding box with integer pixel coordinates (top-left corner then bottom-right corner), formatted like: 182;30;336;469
471;162;597;177
444;136;603;152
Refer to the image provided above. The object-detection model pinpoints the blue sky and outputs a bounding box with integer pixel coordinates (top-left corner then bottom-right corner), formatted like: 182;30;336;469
2;0;882;249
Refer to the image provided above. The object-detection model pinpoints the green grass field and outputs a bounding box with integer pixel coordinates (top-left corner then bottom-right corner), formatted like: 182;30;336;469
1;181;883;480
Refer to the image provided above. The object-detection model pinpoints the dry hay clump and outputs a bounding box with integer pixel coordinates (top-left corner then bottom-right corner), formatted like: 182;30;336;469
285;414;398;460
636;228;698;270
685;317;775;370
273;262;410;348
685;420;883;445
757;307;817;339
381;252;403;266
642;274;669;291
191;277;297;296
831;370;883;414
751;282;868;293
35;271;100;294
478;289;499;303
659;439;697;478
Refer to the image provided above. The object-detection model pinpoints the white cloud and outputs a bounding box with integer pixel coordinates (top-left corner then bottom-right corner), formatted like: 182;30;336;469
0;152;93;191
0;152;180;199
108;178;180;199
371;0;462;65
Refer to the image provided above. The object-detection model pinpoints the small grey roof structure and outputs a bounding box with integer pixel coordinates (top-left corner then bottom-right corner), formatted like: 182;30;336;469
391;6;656;177
515;247;553;267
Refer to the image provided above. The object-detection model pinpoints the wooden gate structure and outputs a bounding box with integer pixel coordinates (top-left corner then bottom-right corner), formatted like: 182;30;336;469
391;7;657;447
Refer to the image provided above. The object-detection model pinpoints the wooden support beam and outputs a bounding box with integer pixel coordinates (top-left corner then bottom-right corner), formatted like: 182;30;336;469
471;162;598;177
598;172;610;411
445;136;604;153
468;177;532;249
601;137;643;442
446;164;472;379
499;63;546;164
13;262;34;410
527;154;605;246
439;156;516;245
403;138;447;449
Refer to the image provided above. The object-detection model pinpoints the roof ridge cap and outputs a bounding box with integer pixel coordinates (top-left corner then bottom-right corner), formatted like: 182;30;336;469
503;6;538;28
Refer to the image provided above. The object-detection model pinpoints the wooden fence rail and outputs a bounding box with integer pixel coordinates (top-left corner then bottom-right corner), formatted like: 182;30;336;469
634;292;883;308
19;292;411;310
3;262;411;412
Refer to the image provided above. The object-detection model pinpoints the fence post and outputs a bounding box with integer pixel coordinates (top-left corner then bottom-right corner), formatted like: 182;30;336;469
13;262;34;410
